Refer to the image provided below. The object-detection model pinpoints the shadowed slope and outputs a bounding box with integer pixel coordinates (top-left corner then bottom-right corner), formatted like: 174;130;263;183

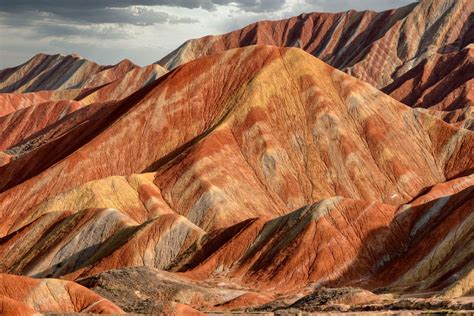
0;208;136;278
384;44;474;112
418;106;474;131
170;176;473;294
0;99;84;150
0;207;204;280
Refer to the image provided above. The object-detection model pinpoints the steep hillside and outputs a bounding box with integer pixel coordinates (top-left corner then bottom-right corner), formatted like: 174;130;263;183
0;54;167;117
1;46;472;234
0;273;123;314
159;0;473;114
0;53;134;93
384;44;474;112
0;47;471;314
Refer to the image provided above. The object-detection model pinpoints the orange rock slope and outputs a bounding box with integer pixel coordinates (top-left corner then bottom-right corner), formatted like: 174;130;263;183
0;273;124;315
0;44;472;313
0;53;167;117
158;0;473;123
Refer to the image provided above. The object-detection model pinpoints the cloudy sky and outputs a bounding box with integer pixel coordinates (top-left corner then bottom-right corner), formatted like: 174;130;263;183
0;0;416;68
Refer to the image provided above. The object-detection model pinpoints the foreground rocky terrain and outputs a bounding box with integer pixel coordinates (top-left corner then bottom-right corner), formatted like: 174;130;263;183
0;0;472;315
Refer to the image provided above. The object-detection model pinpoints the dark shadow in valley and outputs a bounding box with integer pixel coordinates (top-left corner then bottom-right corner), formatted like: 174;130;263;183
33;224;140;279
324;185;473;294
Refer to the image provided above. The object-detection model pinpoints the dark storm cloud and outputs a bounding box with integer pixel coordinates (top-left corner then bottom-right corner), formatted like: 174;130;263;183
0;7;196;27
0;0;288;15
303;0;417;12
0;0;285;43
0;13;135;43
34;24;131;40
0;1;212;12
212;0;286;12
48;7;198;26
0;3;198;27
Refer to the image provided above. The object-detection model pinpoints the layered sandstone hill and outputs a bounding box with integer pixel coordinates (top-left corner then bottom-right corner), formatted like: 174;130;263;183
383;44;474;112
0;53;124;93
0;45;472;313
0;53;167;117
0;273;124;315
158;0;473;118
1;46;472;232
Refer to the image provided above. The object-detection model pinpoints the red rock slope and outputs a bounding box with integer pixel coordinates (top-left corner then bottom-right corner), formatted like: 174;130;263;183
0;46;472;313
1;46;472;232
383;43;474;125
172;175;473;295
158;0;473;114
0;54;167;117
0;273;124;315
0;53;134;94
0;56;168;169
